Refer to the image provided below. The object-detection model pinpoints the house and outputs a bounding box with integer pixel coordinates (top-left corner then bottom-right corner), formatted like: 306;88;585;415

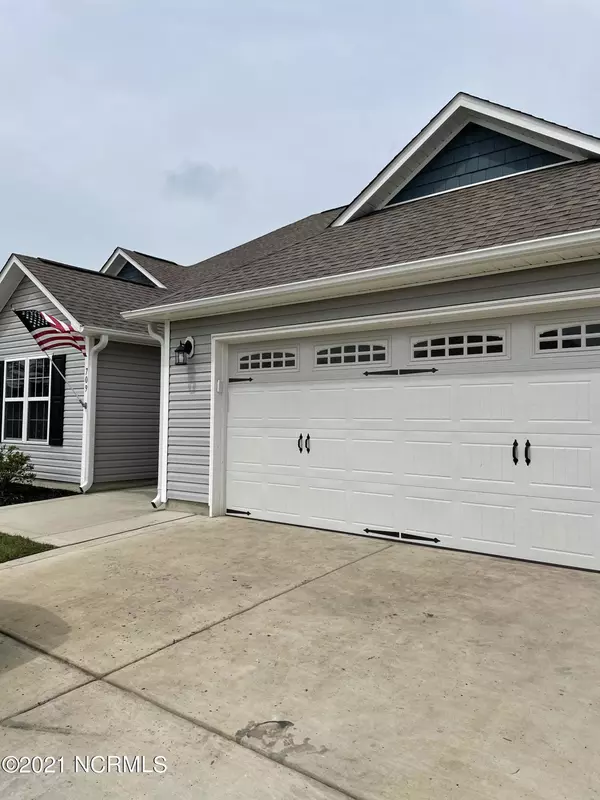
0;248;189;494
12;91;600;572
120;92;600;571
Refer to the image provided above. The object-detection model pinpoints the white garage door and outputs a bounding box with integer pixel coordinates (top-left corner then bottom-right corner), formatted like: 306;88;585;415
226;369;600;570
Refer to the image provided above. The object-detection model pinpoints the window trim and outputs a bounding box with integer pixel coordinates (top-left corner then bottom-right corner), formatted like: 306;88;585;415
236;347;299;374
410;329;508;362
313;339;390;369
534;320;600;355
2;355;52;445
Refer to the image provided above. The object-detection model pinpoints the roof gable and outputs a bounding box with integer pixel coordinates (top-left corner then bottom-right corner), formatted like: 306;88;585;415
332;92;600;226
100;247;188;289
387;122;567;205
0;254;167;338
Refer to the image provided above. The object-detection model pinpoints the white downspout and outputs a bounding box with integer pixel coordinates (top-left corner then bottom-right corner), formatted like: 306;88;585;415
148;321;170;509
80;334;109;493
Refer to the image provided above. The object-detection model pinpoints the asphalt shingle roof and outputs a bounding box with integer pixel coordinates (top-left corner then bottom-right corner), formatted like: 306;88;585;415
15;256;165;334
144;159;600;309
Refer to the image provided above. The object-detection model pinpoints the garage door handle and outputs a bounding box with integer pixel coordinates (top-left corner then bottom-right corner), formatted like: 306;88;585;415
305;433;311;454
525;439;531;466
297;434;303;453
512;439;519;465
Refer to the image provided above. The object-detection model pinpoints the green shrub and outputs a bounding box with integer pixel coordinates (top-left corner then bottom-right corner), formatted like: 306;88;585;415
0;445;35;502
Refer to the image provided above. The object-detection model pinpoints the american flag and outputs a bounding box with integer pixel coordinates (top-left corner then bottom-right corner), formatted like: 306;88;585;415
13;309;86;356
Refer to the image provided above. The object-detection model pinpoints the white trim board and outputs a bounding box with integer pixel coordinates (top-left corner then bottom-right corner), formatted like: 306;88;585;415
124;227;600;322
332;92;600;226
207;285;600;515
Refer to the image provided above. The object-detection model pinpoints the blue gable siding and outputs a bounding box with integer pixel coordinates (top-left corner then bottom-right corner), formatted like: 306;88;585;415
388;122;567;205
116;261;155;286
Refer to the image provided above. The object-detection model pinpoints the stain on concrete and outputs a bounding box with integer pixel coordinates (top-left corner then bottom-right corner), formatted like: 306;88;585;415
235;720;328;762
2;720;76;736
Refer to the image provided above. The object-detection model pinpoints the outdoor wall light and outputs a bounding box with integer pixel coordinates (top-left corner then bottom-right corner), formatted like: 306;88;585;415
174;336;195;365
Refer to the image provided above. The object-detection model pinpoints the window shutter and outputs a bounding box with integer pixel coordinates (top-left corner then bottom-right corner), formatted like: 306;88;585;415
49;354;66;446
0;361;4;440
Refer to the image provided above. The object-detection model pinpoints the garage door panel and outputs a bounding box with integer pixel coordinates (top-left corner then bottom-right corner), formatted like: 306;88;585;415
304;386;348;427
400;492;455;543
402;439;454;483
524;377;593;432
227;472;304;523
227;431;264;472
347;385;396;429
525;499;598;566
227;390;266;424
401;383;452;425
522;434;600;501
304;433;347;479
459;439;519;491
457;381;519;430
264;430;305;474
347;484;397;530
305;481;348;529
347;434;397;482
263;387;306;424
458;496;519;549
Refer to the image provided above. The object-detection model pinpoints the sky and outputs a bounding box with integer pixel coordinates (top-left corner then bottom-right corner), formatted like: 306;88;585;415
0;0;598;270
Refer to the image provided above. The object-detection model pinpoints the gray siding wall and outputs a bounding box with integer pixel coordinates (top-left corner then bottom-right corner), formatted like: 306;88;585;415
94;341;160;484
167;258;600;503
0;276;84;483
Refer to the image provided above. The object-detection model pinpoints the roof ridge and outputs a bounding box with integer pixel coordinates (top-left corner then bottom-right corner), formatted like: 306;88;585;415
23;256;164;288
129;250;180;265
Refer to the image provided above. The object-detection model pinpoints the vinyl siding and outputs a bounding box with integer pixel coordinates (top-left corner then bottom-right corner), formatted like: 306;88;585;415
94;341;160;483
0;276;84;483
167;258;600;503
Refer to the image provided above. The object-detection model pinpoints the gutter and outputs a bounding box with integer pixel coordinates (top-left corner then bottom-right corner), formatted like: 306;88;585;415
80;334;109;493
148;321;170;509
121;227;600;322
81;326;157;346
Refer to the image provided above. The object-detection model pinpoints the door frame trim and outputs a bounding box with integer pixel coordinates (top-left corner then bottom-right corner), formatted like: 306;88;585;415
208;286;600;516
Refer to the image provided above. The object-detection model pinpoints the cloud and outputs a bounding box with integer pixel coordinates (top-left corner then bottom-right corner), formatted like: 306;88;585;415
164;161;240;201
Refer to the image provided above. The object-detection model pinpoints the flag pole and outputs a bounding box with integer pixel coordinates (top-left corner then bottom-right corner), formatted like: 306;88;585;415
46;353;87;410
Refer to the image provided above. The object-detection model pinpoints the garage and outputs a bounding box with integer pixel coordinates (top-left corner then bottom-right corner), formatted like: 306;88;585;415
224;318;600;570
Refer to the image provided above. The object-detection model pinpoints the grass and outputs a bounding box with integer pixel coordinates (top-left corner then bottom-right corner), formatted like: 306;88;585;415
0;532;56;564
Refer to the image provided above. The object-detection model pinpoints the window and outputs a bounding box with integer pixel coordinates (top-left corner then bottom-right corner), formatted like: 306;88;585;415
315;341;388;367
536;322;600;352
3;357;51;442
411;331;506;360
238;349;297;371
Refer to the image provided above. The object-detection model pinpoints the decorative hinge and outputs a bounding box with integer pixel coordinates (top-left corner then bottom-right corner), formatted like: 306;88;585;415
363;368;439;376
226;508;251;516
364;528;400;538
401;532;440;544
229;377;254;383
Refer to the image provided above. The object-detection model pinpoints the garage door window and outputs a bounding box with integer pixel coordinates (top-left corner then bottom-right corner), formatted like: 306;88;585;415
238;349;297;371
412;331;506;360
537;322;600;352
315;341;388;367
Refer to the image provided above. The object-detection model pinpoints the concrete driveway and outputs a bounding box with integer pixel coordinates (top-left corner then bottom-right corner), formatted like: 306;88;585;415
1;515;599;799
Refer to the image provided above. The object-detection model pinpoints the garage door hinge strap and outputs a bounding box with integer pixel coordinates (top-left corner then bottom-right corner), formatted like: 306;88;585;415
401;532;440;544
229;377;253;383
227;508;251;516
363;368;439;376
364;528;400;538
